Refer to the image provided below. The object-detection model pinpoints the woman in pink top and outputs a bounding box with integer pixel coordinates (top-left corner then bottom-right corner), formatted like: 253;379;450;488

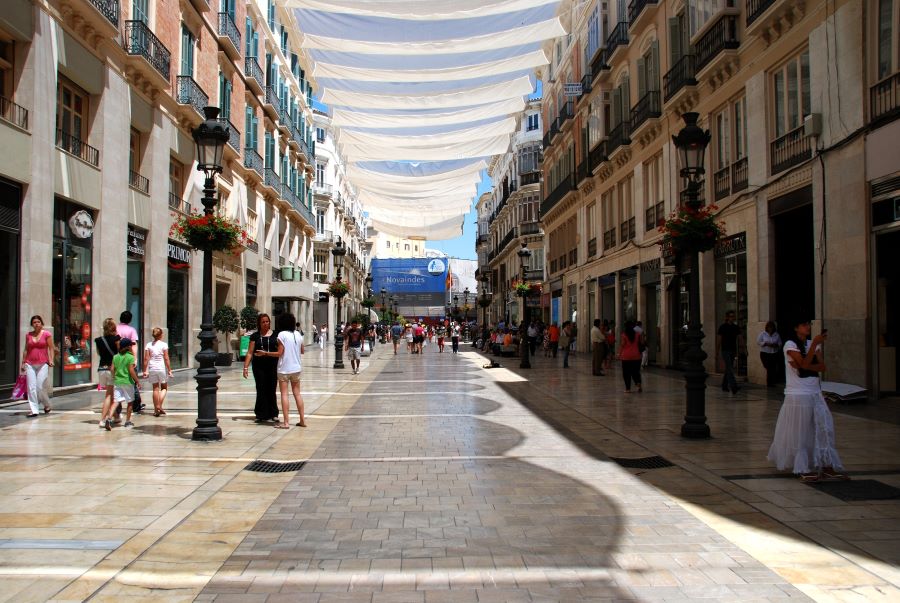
618;321;643;393
20;315;57;417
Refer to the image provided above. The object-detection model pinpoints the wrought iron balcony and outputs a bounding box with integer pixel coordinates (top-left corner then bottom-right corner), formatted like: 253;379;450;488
176;75;208;117
590;48;609;82
630;90;661;132
88;0;119;26
217;117;240;152
770;125;811;174
129;169;149;194
244;56;263;92
296;197;316;228
0;95;28;130
714;165;731;201
264;167;280;192
577;159;590;184
663;54;697;102
628;0;658;27
731;156;748;192
263;86;279;117
540;171;576;217
277;103;291;131
606;22;629;60
695;15;739;73
217;12;241;58
520;171;541;186
497;227;518;255
243;148;263;177
580;72;592;96
168;192;191;214
871;71;900;124
607;120;631;154
542;131;552;148
314;182;333;196
519;221;541;236
123;21;170;81
56;129;99;166
549;117;560;140
247;239;259;253
746;0;777;26
558;101;574;124
589;139;608;172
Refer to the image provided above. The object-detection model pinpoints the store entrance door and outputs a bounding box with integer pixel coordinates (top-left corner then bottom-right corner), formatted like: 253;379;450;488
876;229;900;394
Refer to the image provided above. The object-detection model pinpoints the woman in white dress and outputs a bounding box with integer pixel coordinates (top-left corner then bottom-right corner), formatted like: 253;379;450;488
767;319;848;482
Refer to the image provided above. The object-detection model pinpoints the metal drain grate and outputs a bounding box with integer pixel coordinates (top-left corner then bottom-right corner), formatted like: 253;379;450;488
807;479;900;501
610;456;675;469
244;460;307;473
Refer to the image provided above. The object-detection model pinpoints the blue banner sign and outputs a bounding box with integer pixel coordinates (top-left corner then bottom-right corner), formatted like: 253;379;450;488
371;258;448;295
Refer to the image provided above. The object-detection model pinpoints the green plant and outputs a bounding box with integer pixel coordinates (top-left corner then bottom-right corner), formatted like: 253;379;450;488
170;212;246;253
350;312;370;328
659;203;726;253
239;305;259;332
478;297;492;308
213;305;240;350
361;297;376;308
328;279;350;298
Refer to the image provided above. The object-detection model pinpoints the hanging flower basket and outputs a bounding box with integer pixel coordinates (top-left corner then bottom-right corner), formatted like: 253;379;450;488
514;281;542;297
361;297;376;308
478;296;492;308
170;212;246;253
328;280;350;298
658;203;726;254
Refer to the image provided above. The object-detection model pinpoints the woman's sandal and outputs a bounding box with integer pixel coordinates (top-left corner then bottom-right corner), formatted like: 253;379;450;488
43;407;51;414
275;423;290;429
153;410;161;417
799;473;820;483
821;468;850;480
296;422;307;427
26;413;38;418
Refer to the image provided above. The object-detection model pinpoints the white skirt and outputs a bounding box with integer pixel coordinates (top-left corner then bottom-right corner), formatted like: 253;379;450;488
767;392;843;474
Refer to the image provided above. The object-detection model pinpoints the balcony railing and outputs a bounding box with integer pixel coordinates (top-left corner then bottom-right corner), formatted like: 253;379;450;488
263;248;271;260
628;0;658;26
577;159;590;184
520;171;540;186
770;126;811;174
714;165;731;201
540;172;576;216
731;156;748;192
244;56;263;86
589;139;608;171
871;71;900;124
176;75;208;117
168;192;191;214
247;239;259;253
313;182;333;196
606;22;629;58
746;0;776;26
620;217;636;243
244;148;263;177
588;237;597;257
580;72;592;96
630;90;661;132
217;12;241;52
264;167;280;192
549;117;560;140
520;221;541;236
558;101;574;124
497;227;517;255
695;15;739;73
264;86;279;109
542;131;552;148
89;0;119;26
645;201;665;232
297;200;316;228
217;117;240;152
590;48;609;81
278;103;291;129
314;229;333;241
0;95;28;130
56;129;99;166
663;54;697;102
607;120;631;154
603;228;617;250
129;170;149;193
123;20;170;80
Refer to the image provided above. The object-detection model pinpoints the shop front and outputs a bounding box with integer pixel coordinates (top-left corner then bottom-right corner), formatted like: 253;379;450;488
640;259;661;365
52;199;94;386
873;185;900;395
0;179;21;396
599;274;615;324
166;241;192;369
126;226;146;367
714;233;748;377
619;267;637;325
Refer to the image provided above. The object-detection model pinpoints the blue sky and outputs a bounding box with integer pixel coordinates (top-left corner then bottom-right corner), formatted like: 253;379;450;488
424;172;492;261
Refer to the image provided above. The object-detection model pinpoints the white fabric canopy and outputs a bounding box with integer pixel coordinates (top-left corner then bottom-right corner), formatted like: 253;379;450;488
314;49;547;82
359;190;477;208
331;98;526;129
282;0;558;20
337;118;516;148
321;76;533;110
371;216;464;240
341;135;511;161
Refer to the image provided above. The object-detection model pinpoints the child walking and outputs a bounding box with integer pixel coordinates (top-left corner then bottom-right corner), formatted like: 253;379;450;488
143;327;173;417
110;337;140;429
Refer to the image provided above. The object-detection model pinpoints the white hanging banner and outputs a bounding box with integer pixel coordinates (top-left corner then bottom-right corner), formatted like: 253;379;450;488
282;0;559;20
341;134;511;161
336;117;516;149
321;76;533;110
331;98;526;129
371;216;464;240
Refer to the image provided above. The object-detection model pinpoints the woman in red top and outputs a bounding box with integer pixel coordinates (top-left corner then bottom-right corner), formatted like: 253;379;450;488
20;315;57;417
618;321;642;393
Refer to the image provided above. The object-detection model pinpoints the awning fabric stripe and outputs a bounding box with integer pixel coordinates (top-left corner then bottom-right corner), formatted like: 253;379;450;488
284;1;564;239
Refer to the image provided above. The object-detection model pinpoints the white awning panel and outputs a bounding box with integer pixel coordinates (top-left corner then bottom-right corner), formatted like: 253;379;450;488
321;76;533;110
282;0;559;20
331;98;526;129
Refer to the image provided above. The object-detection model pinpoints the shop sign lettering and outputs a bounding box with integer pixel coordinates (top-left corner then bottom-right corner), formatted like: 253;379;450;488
127;227;146;258
714;232;747;259
167;241;192;265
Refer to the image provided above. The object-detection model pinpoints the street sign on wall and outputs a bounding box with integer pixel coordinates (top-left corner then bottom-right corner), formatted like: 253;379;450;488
564;83;582;97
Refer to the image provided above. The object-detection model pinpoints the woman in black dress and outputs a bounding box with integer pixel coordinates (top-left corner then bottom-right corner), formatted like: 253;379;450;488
242;313;279;422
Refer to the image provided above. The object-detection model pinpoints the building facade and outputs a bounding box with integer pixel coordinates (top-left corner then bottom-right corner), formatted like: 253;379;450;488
0;0;329;394
538;0;897;394
481;98;545;327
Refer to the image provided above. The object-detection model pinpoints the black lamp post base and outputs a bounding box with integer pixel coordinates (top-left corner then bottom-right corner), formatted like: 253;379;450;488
334;334;345;369
680;421;711;439
192;425;223;440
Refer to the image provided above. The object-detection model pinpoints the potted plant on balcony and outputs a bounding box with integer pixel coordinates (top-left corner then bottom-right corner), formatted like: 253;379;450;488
513;282;531;297
658;203;726;254
170;211;247;253
328;279;350;298
212;304;240;365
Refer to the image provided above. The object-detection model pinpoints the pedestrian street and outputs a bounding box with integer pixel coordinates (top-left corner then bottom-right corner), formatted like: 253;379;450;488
0;343;897;602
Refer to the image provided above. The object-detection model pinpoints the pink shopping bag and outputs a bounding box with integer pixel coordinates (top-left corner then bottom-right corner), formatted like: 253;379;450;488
11;374;27;400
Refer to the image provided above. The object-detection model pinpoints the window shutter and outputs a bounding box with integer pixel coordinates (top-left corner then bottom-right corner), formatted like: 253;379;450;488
668;18;680;65
637;57;646;100
611;87;621;126
621;80;631;122
651;41;660;92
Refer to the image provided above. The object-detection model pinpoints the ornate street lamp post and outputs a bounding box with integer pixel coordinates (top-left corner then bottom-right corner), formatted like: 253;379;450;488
331;237;347;369
672;112;712;439
463;287;470;322
453;294;459;321
191;107;229;441
480;275;490;327
380;287;387;322
517;242;532;369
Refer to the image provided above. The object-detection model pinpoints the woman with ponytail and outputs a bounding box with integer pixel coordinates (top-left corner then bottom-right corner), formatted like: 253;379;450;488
767;319;847;482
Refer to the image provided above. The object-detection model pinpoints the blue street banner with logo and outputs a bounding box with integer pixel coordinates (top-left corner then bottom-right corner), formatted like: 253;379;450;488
371;258;448;314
